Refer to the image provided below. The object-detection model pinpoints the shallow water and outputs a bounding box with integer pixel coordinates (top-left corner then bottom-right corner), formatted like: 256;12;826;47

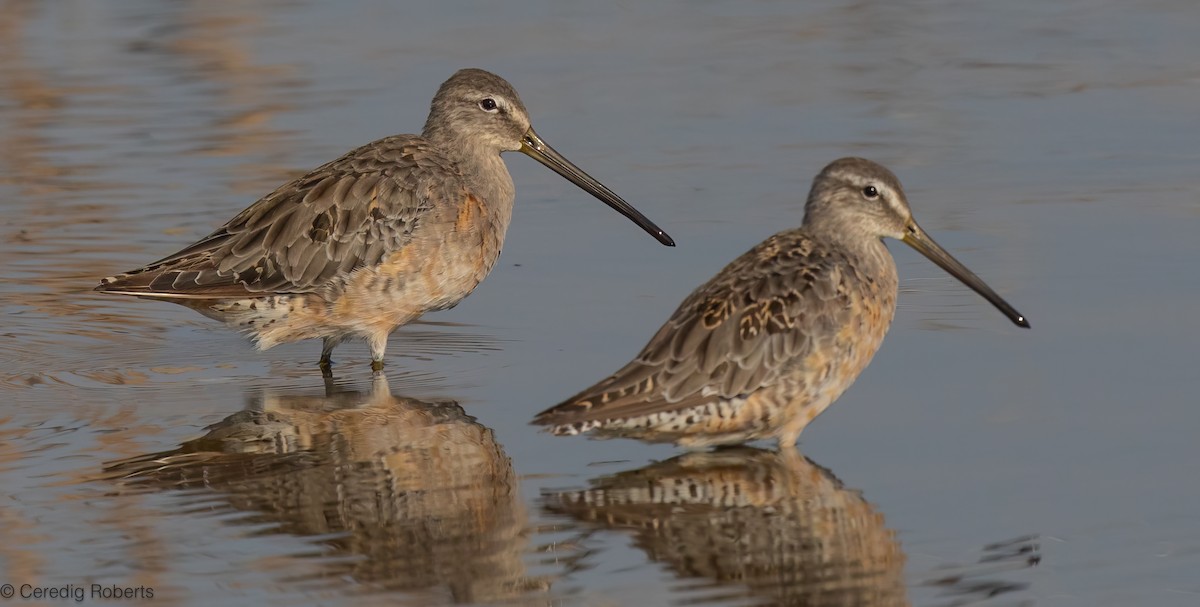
2;1;1198;605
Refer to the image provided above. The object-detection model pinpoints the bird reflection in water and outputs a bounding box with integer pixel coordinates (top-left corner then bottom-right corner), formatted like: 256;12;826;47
543;449;1040;606
543;447;908;607
105;373;546;603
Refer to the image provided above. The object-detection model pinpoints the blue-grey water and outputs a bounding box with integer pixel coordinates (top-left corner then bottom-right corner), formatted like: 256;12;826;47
1;1;1197;605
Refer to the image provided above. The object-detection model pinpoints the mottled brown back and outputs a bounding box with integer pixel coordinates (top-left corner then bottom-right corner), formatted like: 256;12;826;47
97;135;467;299
534;228;882;427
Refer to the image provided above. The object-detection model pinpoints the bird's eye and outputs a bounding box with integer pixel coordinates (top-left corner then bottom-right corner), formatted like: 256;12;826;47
862;185;879;199
479;98;499;112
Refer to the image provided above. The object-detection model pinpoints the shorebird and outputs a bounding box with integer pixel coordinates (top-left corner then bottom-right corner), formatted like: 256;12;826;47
533;157;1028;448
96;68;674;370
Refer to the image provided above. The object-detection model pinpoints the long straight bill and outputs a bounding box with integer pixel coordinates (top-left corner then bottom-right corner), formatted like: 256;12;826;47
521;128;675;246
902;224;1029;328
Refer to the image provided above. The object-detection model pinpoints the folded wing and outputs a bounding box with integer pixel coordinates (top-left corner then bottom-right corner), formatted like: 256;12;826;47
97;136;457;299
535;232;855;426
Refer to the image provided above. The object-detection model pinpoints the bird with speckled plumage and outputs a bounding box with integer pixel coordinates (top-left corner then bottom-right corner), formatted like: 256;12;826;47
96;69;674;371
533;157;1028;448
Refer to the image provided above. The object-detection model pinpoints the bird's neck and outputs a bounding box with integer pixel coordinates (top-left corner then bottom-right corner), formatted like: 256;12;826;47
801;212;882;257
800;217;895;295
425;128;517;221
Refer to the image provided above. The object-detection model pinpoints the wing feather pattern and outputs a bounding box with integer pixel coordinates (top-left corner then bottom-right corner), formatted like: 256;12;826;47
96;136;461;299
534;231;857;427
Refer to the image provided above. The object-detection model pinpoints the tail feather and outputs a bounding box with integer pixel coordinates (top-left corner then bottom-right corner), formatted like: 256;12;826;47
95;260;256;299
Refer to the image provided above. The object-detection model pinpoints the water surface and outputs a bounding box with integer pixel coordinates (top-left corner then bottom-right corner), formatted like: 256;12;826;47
2;1;1197;605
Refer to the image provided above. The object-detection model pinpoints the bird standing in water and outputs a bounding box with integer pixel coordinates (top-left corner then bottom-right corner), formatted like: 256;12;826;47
534;157;1027;448
96;68;674;371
